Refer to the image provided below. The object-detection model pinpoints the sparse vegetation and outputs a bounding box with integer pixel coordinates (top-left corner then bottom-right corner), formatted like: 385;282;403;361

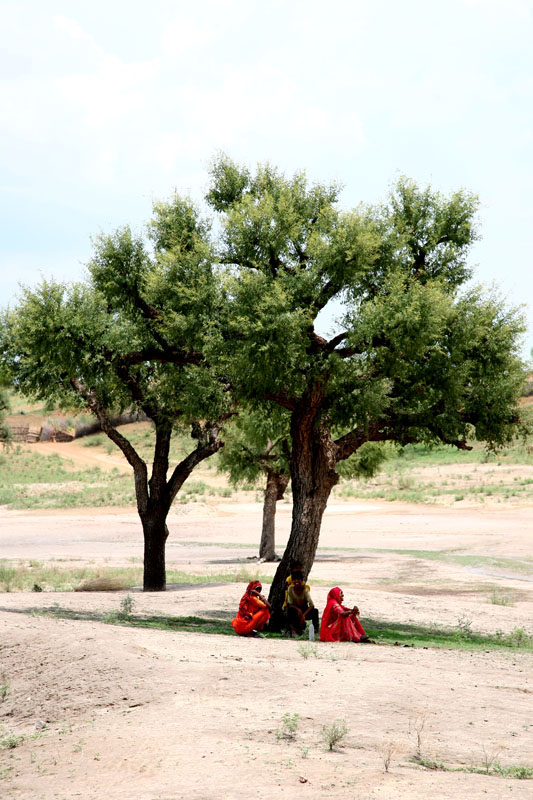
321;719;349;751
296;643;320;659
409;713;428;761
0;562;271;593
276;713;299;741
379;740;403;773
489;588;514;606
0;731;25;750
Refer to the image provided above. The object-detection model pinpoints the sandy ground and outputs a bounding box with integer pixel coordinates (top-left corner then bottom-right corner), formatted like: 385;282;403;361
1;497;533;800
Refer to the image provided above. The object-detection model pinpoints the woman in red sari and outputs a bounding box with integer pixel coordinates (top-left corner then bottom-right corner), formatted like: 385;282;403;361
320;587;371;642
232;580;271;636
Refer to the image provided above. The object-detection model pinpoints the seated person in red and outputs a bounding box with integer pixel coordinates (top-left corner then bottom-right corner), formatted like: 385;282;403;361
285;569;319;637
320;587;371;643
232;580;271;637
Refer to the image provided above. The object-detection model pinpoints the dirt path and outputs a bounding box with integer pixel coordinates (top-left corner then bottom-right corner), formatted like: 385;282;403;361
1;500;533;798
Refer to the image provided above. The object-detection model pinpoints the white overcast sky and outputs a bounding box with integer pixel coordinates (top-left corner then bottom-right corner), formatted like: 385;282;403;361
1;0;532;357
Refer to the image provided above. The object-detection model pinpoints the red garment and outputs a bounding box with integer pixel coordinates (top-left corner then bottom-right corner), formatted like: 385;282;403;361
320;587;366;642
232;581;270;636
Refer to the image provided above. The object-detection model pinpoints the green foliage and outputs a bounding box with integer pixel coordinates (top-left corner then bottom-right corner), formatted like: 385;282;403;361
321;720;349;751
276;712;300;741
208;154;527;458
336;441;391;479
217;405;290;486
0;192;228;428
0;732;25;750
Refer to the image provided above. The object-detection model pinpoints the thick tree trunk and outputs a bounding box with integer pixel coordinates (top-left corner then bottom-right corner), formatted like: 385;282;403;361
259;470;289;561
142;514;170;591
267;394;339;629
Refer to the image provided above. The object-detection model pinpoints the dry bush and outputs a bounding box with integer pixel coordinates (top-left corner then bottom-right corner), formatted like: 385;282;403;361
74;577;128;592
378;740;404;772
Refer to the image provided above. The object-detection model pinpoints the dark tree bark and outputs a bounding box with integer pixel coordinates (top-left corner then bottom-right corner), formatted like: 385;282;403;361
141;514;170;591
267;388;339;629
70;380;226;591
259;469;289;561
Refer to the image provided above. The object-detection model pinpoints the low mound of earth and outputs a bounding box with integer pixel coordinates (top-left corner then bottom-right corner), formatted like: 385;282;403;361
1;500;532;799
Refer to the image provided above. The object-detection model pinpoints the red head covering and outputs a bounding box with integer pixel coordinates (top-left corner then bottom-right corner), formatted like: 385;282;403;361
237;580;262;620
320;587;343;641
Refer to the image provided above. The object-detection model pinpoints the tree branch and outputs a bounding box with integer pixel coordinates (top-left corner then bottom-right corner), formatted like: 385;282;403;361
70;378;149;513
264;391;298;411
327;331;348;350
167;420;225;504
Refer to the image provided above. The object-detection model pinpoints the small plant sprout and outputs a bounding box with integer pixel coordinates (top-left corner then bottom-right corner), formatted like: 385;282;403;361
0;678;8;703
297;643;320;659
276;712;300;741
321;720;349;751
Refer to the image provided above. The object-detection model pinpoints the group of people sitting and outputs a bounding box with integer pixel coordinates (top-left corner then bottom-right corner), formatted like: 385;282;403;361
231;568;372;643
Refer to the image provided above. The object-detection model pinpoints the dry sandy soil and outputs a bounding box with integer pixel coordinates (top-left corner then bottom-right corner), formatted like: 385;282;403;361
1;491;533;800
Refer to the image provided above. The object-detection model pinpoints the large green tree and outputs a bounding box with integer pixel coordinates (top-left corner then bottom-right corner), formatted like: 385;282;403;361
207;157;527;619
1;195;230;590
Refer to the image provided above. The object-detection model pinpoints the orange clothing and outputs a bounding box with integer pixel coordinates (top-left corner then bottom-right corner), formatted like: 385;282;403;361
232;582;270;636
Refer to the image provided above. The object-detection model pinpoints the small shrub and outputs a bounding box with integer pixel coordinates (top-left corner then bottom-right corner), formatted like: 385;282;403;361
456;615;473;639
276;712;299;741
379;740;402;773
489;589;513;606
0;679;8;702
500;627;533;648
409;713;427;760
481;744;501;774
0;732;25;750
492;763;533;779
321;719;349;751
118;594;135;619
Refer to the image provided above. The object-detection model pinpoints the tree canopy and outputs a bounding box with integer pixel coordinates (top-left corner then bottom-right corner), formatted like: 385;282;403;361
1;194;231;590
207;156;527;619
1;158;527;608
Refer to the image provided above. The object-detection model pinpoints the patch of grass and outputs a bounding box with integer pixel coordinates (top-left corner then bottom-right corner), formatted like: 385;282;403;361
0;445;227;510
0;731;25;750
0;561;271;592
367;548;533;577
82;435;106;448
0;450;136;509
364;618;533;651
0;562;141;592
334;436;533;506
4;602;531;651
412;755;533;780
